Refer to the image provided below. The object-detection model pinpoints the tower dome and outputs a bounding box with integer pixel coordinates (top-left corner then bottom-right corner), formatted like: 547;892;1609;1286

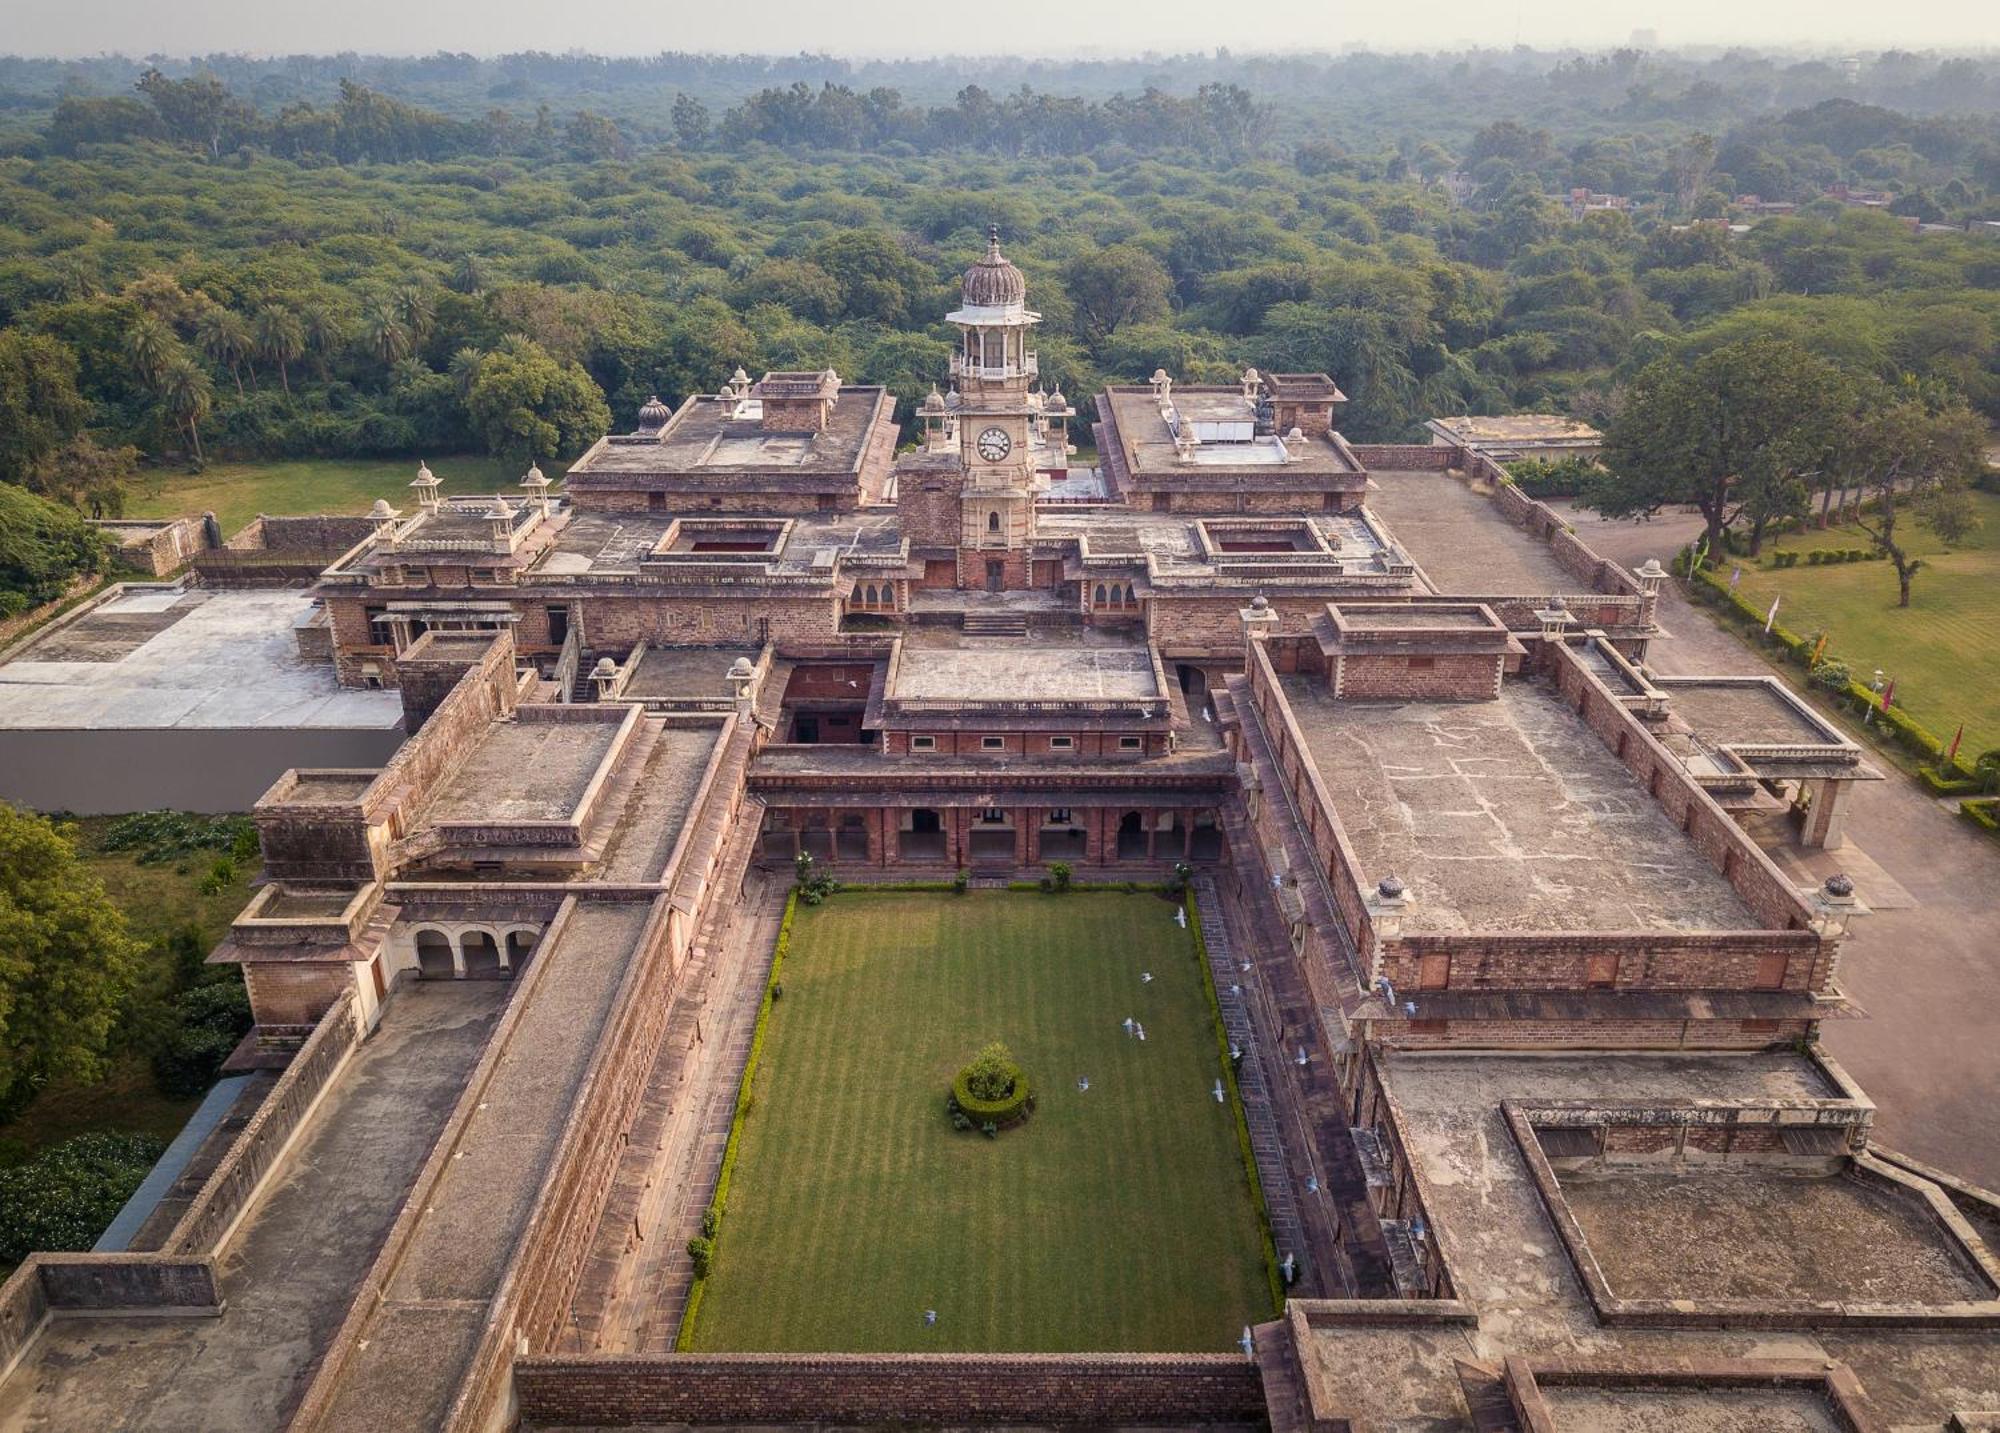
960;225;1027;309
636;394;670;432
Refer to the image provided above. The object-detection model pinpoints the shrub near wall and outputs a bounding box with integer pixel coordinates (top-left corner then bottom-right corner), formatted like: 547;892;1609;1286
677;890;797;1349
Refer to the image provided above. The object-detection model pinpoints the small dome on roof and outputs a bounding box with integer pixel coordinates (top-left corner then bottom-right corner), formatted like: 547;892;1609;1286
1378;875;1407;900
1250;593;1269;611
637;394;670;429
1824;873;1856;898
919;385;946;415
521;463;548;487
369;498;396;519
591;657;618;678
728;656;755;678
488;496;511;516
411;461;438;487
961;225;1027;309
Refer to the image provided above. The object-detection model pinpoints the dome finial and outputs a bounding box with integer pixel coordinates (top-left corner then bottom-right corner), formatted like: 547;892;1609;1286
987;221;1001;252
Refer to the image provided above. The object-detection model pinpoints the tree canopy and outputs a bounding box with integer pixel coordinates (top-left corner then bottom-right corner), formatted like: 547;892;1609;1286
0;806;144;1118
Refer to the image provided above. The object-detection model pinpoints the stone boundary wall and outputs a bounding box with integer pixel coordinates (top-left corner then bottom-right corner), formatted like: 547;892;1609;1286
443;893;682;1430
1349;443;1455;471
1348;1047;1458;1297
163;990;361;1256
361;630;518;824
287;892;589;1433
224;514;376;554
451;724;755;1431
511;1352;1268;1427
1242;637;1379;962
0;1255;220;1386
95;516;205;575
1544;640;1824;940
1506;1107;2000;1329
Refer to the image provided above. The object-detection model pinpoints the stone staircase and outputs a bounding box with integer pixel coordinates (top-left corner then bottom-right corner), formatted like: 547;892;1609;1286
1251;1319;1313;1433
961;609;1027;636
1192;874;1311;1288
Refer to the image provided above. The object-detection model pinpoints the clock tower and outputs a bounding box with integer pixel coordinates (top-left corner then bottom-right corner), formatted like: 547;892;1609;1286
947;227;1041;590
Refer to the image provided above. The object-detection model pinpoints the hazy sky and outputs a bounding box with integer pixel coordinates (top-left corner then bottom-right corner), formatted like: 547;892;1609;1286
7;0;1997;59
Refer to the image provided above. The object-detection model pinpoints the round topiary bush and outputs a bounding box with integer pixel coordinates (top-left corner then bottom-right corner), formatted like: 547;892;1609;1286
949;1041;1031;1129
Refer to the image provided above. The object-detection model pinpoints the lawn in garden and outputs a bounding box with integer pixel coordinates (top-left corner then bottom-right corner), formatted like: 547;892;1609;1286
685;889;1275;1353
124;454;566;535
1727;492;2000;760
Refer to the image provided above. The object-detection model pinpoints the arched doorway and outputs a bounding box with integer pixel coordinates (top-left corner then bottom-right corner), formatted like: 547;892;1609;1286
506;929;538;973
460;930;502;979
415;928;456;980
1116;811;1147;861
901;808;945;862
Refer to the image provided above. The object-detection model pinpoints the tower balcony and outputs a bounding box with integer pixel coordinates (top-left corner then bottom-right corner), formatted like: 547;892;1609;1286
951;351;1038;382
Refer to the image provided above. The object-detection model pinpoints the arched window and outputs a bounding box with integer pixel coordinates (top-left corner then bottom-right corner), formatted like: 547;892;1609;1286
1094;583;1107;605
987;511;1001;534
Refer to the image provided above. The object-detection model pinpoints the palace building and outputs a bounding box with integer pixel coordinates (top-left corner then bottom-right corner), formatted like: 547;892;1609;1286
0;232;1988;1433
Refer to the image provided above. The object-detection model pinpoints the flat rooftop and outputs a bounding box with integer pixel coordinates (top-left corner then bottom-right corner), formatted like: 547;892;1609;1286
1539;1387;1845;1433
0;982;506;1433
1280;675;1755;934
567;387;888;477
596;724;725;883
1291;1050;2000;1433
891;631;1161;705
1038;509;1401;579
1658;677;1847;747
0;588;402;731
1429;414;1602;447
1366;469;1581;595
306;900;656;1432
424;716;620;823
1100;386;1363;478
1559;1166;1992;1305
622;647;759;703
533;509;903;579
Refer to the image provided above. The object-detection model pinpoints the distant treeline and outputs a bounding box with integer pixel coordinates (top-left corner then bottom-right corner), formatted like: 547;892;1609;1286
42;72;1270;165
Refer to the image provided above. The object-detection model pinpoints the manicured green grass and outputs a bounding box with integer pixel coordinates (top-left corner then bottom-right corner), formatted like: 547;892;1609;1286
1728;493;2000;760
687;890;1275;1353
124;455;569;535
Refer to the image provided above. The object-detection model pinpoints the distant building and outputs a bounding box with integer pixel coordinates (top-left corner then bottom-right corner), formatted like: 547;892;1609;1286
1423;413;1603;464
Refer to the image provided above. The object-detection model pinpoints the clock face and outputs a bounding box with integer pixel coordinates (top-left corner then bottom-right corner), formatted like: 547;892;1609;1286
976;426;1013;462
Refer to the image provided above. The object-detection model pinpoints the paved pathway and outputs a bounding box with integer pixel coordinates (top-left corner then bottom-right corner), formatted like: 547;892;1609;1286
1557;502;2000;1189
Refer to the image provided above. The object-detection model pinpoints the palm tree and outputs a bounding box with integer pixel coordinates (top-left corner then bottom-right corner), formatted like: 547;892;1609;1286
300;304;344;381
157;356;214;466
394;284;436;349
253;306;305;396
195;307;252;395
448;253;487;295
126;315;178;389
361;299;412;367
448;346;484;401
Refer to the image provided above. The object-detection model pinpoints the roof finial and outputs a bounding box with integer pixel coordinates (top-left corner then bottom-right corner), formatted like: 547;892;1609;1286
987;222;1002;254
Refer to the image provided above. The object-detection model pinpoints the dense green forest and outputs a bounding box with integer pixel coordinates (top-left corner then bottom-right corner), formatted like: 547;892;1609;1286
0;47;1995;601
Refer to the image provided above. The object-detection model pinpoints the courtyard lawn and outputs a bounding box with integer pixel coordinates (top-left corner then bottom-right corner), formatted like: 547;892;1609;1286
686;889;1275;1353
1728;492;2000;761
123;455;566;535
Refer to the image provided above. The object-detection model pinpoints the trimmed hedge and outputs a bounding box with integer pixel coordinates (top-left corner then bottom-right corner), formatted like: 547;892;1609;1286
676;889;797;1350
950;1067;1032;1126
1185;889;1285;1315
1960;798;2000;839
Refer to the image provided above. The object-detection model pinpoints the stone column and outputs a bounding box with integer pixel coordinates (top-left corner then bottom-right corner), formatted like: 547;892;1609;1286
1801;777;1854;850
1147;810;1159;861
1183;814;1195;860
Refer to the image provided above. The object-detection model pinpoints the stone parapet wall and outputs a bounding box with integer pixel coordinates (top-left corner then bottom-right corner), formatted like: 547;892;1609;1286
1544;641;1824;941
166;991;361;1255
1;1254;221;1385
512;1352;1267;1427
1349;443;1456;471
